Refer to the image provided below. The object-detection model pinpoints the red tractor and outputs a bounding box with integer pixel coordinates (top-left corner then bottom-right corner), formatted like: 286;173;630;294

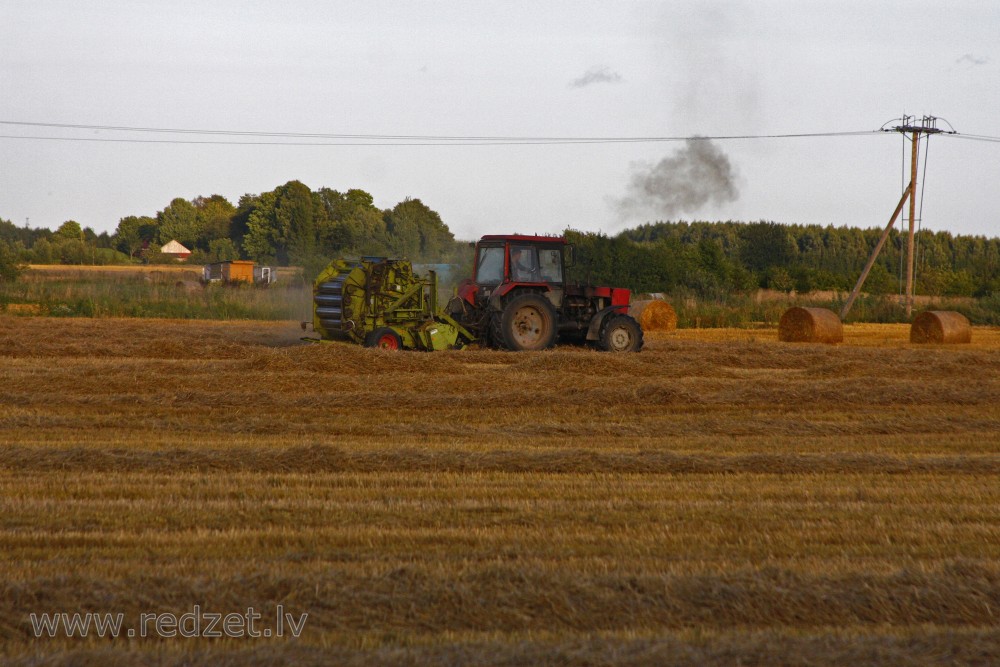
449;234;643;352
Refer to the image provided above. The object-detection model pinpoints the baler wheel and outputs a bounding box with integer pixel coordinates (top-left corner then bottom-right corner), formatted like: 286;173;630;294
498;293;557;351
365;327;403;350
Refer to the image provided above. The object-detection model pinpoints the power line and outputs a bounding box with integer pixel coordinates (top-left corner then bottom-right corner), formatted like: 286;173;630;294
941;133;1000;144
0;132;877;146
0;119;879;146
2;118;996;146
1;134;619;147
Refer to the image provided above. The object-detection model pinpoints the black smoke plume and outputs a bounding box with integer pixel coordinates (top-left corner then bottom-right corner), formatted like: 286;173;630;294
618;138;738;220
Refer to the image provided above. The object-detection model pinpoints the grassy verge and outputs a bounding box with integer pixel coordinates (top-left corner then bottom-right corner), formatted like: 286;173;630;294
0;266;312;320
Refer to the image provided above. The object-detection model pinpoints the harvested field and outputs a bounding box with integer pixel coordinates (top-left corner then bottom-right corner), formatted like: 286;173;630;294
1;316;999;665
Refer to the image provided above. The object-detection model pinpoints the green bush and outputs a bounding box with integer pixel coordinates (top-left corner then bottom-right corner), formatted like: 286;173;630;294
0;240;24;282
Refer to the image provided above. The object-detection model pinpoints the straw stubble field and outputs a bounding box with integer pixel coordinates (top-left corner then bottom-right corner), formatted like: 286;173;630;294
1;316;999;665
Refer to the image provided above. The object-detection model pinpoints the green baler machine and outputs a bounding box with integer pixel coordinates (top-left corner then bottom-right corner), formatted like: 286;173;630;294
311;257;475;350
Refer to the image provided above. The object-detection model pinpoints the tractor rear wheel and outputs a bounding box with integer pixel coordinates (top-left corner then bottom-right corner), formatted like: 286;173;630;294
497;293;557;351
599;315;643;352
364;327;403;350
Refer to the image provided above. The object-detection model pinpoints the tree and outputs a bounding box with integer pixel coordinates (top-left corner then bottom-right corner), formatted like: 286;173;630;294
945;270;976;297
29;238;55;264
55;220;83;240
729;264;758;293
56;237;90;265
317;188;388;255
207;238;239;262
242;181;329;265
0;217;37;247
765;266;795;293
739;221;797;273
864;263;895;295
114;216;157;259
242;191;280;262
194;195;236;249
274;180;320;262
157;198;198;247
384;198;455;260
696;237;729;284
383;203;420;258
230;194;259;251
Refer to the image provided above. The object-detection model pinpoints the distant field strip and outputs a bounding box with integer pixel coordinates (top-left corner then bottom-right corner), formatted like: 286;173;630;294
1;317;999;665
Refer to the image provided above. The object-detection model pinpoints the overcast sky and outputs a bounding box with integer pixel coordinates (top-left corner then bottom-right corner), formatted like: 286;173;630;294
2;0;998;241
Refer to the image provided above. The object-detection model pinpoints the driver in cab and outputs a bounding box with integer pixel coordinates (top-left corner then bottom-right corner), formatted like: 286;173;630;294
510;247;540;281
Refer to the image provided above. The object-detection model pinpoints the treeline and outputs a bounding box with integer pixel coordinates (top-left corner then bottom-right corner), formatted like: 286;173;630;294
567;221;1000;298
3;194;1000;300
0;180;464;279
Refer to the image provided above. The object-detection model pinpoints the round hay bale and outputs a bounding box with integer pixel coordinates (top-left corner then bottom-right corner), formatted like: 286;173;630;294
910;310;971;344
778;307;843;344
628;299;677;332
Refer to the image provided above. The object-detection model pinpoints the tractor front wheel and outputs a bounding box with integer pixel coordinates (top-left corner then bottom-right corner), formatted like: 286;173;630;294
599;315;644;352
364;327;403;350
497;293;557;351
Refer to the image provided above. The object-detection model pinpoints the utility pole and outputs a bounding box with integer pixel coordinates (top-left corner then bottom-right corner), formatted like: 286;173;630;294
892;115;946;317
840;183;911;319
841;115;952;320
905;126;919;316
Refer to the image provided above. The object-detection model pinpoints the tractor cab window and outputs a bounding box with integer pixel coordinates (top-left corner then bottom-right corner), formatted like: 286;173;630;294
475;245;504;285
510;245;540;281
538;247;563;283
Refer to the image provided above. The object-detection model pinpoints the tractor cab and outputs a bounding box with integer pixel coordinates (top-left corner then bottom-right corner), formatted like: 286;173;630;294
466;235;567;303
